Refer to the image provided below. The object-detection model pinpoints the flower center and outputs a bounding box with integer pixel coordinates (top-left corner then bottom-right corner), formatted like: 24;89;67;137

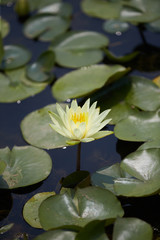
71;112;88;124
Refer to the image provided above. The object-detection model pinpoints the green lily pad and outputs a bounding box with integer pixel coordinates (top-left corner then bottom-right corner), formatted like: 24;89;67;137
23;192;55;228
1;18;10;38
114;109;160;142
33;229;77;240
0;223;14;234
0;146;52;189
113;218;153;240
14;0;30;17
49;31;109;68
0;67;48;103
21;104;68;149
92;148;160;197
39;186;124;230
145;18;160;32
28;0;60;11
38;2;72;18
0;45;31;70
81;0;121;20
52;64;129;101
138;140;160;150
104;48;139;63
23;14;70;42
26;50;55;82
103;19;129;34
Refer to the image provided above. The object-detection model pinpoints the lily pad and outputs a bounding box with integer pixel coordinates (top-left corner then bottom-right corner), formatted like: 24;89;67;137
23;192;55;228
23;14;70;41
153;76;160;88
0;146;52;189
0;223;14;234
104;48;139;63
0;45;31;70
113;217;153;240
114;109;160;142
103;20;129;34
138;140;160;150
21;104;68;149
52;64;129;101
0;67;48;103
145;18;160;32
33;229;77;240
28;0;61;11
26;50;55;82
92;148;160;197
39;186;124;230
1;18;10;38
49;31;109;68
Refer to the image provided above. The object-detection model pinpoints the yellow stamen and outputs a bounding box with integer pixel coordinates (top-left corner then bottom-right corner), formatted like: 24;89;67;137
71;112;88;124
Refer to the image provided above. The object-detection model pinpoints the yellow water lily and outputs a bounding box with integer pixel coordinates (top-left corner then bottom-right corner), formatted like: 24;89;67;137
49;99;113;145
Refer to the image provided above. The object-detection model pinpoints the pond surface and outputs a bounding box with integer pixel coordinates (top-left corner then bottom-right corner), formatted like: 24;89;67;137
1;0;160;239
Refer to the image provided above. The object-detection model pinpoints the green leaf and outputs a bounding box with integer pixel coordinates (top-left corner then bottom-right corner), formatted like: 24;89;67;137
114;109;160;142
26;50;55;82
50;31;109;68
39;186;124;230
23;192;55;228
0;67;48;103
23;14;70;41
104;48;139;63
113;218;153;240
0;223;14;234
103;20;129;34
33;229;77;240
28;0;61;11
52;64;129;101
0;146;52;189
138;140;160;150
0;17;10;38
21;104;68;149
0;45;31;70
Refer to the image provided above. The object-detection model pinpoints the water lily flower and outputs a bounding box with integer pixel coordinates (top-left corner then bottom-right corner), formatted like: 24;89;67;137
49;99;113;145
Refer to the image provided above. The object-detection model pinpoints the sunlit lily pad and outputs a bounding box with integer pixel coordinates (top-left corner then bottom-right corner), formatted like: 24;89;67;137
0;45;31;70
21;104;68;149
1;18;10;38
0;67;48;103
92;148;160;197
23;14;70;41
0;146;52;189
103;20;129;34
26;50;55;82
113;218;153;240
49;31;109;68
52;64;129;101
114;109;160;142
33;229;77;240
23;192;55;228
39;186;124;230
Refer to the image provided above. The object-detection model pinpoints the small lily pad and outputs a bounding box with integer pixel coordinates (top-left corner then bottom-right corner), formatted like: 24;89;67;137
103;20;129;34
23;192;55;228
52;64;129;101
21;104;68;149
23;14;70;41
39;186;124;230
0;146;52;189
113;218;153;240
0;45;31;70
0;67;48;103
1;18;10;38
33;229;77;240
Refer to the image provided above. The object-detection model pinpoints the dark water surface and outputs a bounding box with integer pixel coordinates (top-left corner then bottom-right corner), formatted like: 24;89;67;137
1;0;160;239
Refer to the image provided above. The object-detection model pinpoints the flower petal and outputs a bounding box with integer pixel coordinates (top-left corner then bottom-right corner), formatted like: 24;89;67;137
48;111;64;127
49;124;66;137
73;128;83;139
81;137;95;142
66;139;80;145
71;99;78;111
82;98;90;112
56;104;66;124
91;130;113;139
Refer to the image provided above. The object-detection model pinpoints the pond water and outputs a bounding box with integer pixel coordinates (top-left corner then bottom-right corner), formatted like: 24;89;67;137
1;0;160;239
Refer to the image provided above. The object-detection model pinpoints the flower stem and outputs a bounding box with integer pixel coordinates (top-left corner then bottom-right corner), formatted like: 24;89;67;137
76;142;81;171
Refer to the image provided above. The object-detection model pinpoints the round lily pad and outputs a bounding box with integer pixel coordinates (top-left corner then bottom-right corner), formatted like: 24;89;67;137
0;146;52;189
23;14;70;41
0;45;31;70
23;192;55;228
138;140;160;150
1;18;10;38
33;229;77;240
20;104;68;149
103;20;129;34
52;64;129;101
39;186;124;230
0;67;48;103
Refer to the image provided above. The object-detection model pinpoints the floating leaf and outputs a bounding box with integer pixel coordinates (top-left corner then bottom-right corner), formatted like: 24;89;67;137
114;109;160;142
104;48;139;63
103;19;129;34
0;223;14;234
0;146;52;189
1;17;10;38
23;14;70;41
23;192;55;228
21;104;68;149
28;0;61;11
50;31;109;68
113;218;153;240
26;50;55;82
39;186;124;230
153;75;160;88
138;140;160;150
33;229;77;240
52;64;129;101
0;67;48;103
0;45;31;70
